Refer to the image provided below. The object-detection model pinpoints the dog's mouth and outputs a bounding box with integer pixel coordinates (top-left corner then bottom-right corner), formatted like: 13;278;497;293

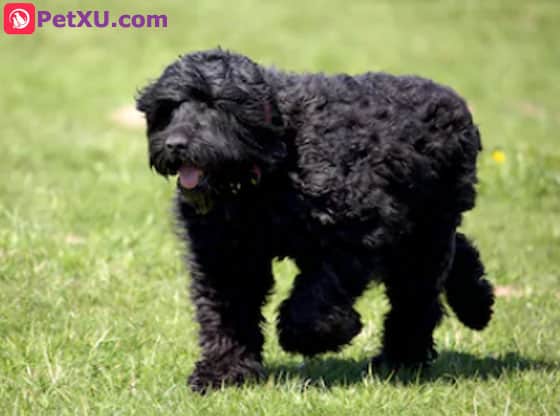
175;163;262;215
178;165;204;190
176;163;262;192
175;165;213;215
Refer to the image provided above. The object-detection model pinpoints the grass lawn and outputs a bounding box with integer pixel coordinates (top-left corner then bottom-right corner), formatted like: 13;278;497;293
1;0;559;414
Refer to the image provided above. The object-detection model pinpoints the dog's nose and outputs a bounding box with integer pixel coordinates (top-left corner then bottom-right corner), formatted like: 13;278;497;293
165;135;187;152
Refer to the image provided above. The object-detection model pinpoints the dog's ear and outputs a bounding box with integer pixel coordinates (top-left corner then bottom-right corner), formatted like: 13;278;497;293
213;55;287;165
136;82;155;115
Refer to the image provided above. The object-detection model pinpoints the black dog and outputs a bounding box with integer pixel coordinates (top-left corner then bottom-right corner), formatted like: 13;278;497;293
136;49;494;392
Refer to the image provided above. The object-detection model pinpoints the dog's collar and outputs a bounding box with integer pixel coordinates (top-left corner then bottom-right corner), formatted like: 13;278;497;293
218;164;262;195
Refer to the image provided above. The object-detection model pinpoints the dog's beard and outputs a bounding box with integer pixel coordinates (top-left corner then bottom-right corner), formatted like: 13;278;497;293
177;177;215;215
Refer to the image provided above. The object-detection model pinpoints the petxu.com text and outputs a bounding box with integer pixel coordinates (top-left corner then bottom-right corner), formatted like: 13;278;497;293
37;10;167;29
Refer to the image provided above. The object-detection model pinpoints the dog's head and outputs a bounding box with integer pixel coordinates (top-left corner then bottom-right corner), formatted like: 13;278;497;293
136;49;286;212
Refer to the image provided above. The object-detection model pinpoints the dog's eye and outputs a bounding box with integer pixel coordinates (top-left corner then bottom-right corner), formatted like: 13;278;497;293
190;88;210;104
149;100;180;132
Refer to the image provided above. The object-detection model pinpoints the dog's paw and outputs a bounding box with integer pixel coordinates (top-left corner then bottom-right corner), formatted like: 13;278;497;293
277;302;362;356
370;347;438;371
451;278;495;331
187;357;264;393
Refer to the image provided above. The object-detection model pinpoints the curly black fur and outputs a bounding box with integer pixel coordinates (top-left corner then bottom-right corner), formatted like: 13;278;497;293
136;48;494;392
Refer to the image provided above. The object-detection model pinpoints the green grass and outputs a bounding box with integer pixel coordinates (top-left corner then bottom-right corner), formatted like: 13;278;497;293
1;0;560;414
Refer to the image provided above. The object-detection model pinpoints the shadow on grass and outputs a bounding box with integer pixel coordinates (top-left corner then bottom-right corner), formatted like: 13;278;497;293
267;351;559;387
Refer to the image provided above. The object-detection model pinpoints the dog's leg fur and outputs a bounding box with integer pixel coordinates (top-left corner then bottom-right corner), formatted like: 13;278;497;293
445;233;494;330
373;224;456;367
181;209;274;392
277;253;373;356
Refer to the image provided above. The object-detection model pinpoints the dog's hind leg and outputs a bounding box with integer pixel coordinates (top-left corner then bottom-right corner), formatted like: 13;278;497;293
445;233;494;330
373;225;456;368
277;250;373;356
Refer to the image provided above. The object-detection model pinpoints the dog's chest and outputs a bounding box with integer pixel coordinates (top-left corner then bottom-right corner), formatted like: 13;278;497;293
237;189;322;256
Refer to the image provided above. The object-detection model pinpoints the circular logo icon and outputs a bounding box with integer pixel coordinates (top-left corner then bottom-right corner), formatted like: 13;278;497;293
9;8;30;30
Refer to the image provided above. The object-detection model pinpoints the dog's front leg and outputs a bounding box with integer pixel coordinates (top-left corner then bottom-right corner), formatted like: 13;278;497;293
184;222;273;393
277;254;372;356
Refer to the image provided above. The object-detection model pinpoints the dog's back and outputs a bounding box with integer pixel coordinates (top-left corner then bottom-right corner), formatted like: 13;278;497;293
283;70;481;226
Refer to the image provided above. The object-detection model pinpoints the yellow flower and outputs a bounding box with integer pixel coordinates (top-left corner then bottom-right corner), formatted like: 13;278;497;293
491;149;506;164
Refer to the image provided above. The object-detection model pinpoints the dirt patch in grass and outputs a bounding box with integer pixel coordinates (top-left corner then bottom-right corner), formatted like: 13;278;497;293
111;105;144;129
495;285;525;298
64;234;86;245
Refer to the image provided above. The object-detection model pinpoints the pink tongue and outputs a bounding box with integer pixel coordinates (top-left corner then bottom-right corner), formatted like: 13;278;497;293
178;166;203;189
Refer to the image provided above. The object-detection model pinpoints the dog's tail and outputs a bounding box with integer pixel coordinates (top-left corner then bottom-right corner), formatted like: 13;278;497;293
444;233;494;330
